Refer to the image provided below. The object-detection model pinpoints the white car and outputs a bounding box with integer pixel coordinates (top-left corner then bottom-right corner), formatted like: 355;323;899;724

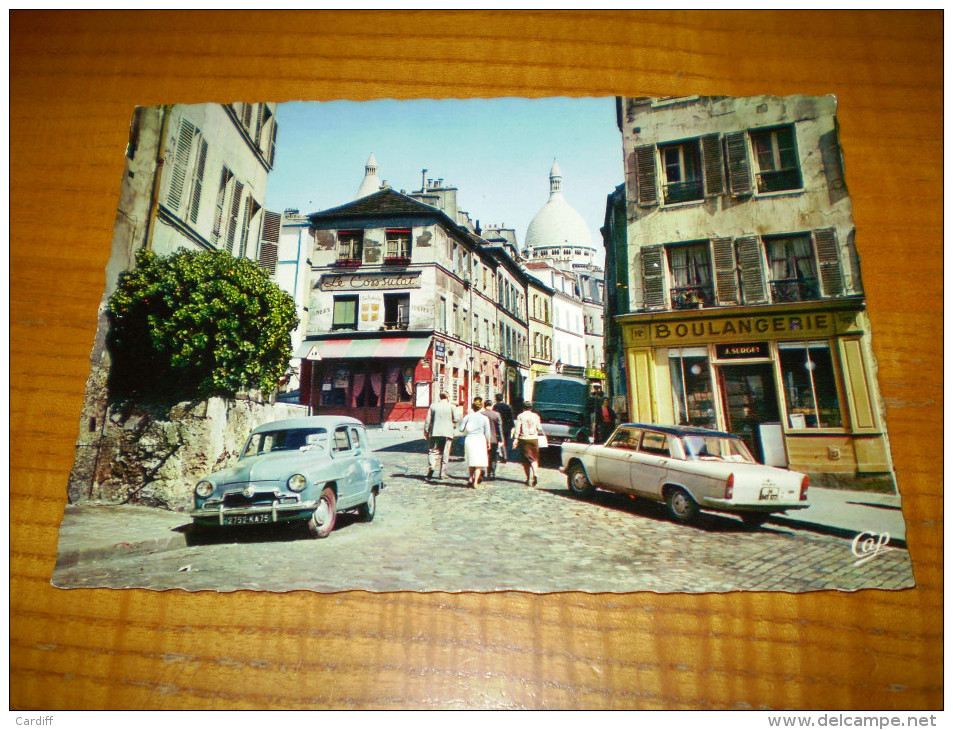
560;423;809;526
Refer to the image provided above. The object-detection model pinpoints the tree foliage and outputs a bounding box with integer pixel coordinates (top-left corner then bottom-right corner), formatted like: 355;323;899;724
107;248;299;403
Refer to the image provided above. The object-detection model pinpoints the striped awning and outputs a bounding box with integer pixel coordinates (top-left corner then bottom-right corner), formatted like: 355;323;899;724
295;336;431;361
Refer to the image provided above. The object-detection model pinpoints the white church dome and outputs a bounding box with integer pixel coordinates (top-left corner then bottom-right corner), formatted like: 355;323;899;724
356;153;382;199
524;161;594;255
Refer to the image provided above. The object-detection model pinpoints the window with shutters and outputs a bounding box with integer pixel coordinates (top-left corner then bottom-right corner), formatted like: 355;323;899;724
166;118;208;226
383;293;410;330
667;242;713;309
239;196;261;259
336;231;364;266
332;296;358;330
384;229;411;263
210;167;233;247
765;234;819;302
224;179;245;256
659;140;703;204
751;125;802;193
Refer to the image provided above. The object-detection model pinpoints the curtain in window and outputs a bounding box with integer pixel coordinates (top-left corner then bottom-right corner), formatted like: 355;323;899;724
369;372;382;400
769;237;815;280
351;373;366;408
670;246;711;287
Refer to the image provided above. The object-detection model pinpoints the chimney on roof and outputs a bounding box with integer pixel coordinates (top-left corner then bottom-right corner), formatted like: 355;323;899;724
475;220;482;235
421;169;427;192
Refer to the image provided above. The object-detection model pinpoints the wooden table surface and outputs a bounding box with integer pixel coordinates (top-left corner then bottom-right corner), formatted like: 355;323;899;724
10;10;942;710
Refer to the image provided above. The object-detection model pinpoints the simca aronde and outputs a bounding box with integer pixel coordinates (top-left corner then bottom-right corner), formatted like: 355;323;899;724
191;416;383;538
560;423;809;526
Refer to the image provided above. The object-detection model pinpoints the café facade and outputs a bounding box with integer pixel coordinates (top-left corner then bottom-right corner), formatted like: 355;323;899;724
618;298;893;480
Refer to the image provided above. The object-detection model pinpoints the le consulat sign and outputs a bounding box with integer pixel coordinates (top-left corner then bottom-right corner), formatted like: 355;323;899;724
319;271;421;291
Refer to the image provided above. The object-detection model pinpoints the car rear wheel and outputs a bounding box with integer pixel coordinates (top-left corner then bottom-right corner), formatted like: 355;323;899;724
665;487;699;523
357;487;377;522
741;512;770;528
567;463;595;498
307;486;337;538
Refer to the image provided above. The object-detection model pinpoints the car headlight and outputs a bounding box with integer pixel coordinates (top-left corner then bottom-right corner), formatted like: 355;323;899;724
195;481;214;498
288;473;308;492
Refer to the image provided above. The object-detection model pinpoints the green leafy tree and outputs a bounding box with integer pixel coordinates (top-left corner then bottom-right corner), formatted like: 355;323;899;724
107;248;299;402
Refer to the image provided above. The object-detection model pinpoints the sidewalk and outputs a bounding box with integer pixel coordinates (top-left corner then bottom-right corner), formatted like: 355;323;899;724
770;487;907;547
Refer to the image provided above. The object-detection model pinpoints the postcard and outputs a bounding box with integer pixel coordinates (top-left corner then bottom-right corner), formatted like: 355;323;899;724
52;96;914;593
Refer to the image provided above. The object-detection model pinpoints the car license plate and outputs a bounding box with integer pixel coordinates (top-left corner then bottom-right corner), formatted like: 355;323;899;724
759;486;779;501
224;513;272;526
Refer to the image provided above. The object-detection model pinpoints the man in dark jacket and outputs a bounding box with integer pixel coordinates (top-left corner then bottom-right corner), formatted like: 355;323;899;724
493;393;515;462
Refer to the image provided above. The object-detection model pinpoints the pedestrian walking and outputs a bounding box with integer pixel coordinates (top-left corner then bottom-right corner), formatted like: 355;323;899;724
482;400;505;480
493;393;514;461
512;400;544;486
424;392;456;481
457;398;492;487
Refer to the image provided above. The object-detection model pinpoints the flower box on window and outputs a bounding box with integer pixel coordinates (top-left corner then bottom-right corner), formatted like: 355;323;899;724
383;256;411;266
334;258;362;268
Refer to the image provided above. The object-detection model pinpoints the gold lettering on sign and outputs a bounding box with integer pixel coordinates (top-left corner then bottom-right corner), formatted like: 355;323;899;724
643;313;836;343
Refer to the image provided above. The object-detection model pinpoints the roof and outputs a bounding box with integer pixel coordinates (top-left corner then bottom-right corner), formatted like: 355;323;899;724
309;188;455;227
251;416;364;434
620;423;738;439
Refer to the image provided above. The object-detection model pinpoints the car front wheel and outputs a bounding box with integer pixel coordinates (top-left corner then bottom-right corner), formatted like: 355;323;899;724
665;487;699;523
307;486;337;538
567;463;595;498
357;488;377;522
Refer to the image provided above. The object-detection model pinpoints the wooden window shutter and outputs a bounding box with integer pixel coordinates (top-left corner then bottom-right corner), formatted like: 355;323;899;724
725;131;752;197
210;167;230;245
736;236;768;303
711;237;739;304
225;180;244;255
188;137;208;224
259;210;281;274
255;104;265;145
268;120;278;167
640;245;666;310
814;228;843;296
634;145;658;207
166;118;195;212
702;134;725;196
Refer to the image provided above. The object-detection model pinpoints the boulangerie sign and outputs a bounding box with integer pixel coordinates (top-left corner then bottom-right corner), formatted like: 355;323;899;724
52;96;913;594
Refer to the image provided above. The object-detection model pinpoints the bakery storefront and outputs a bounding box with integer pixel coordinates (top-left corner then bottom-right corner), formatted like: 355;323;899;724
298;333;434;426
618;299;894;484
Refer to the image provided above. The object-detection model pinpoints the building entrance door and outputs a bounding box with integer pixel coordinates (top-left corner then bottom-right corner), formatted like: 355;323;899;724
717;363;780;463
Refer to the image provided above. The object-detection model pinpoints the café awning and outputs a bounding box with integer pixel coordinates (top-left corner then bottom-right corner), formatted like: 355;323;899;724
295;336;431;361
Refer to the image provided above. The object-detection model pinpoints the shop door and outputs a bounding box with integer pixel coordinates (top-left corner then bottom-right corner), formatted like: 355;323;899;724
717;363;780;463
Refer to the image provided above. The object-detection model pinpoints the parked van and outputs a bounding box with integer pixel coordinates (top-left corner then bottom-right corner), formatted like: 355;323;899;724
531;374;592;447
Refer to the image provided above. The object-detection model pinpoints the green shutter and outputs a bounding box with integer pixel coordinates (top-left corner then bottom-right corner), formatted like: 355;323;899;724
712;237;739;304
702;134;725;196
225;181;244;255
167;118;195;211
736;236;767;303
634;145;658;207
641;245;666;310
188;137;208;224
814;228;843;296
725;131;752;197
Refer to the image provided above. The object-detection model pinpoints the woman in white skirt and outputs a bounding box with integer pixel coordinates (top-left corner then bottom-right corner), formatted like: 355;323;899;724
457;398;492;487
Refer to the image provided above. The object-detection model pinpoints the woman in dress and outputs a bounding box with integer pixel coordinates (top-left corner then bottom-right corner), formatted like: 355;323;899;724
512;400;544;486
457;398;492;487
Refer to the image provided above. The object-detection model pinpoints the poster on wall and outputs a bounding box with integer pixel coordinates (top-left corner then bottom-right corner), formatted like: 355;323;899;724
52;96;912;595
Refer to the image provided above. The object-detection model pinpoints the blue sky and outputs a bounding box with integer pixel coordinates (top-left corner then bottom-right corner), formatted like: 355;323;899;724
263;97;624;257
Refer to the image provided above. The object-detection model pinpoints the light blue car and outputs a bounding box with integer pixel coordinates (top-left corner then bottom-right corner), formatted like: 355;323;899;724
190;416;384;538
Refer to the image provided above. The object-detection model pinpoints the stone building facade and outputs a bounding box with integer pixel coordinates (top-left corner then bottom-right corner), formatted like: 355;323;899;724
611;95;893;486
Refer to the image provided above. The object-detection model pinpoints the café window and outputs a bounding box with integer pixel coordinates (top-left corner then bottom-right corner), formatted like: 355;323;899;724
337;231;364;263
751;125;802;193
385;366;414;404
320;365;351;406
668;242;714;309
779;341;842;428
659;139;703;204
332;295;358;330
766;234;819;302
383;293;410;330
669;347;716;430
385;229;411;262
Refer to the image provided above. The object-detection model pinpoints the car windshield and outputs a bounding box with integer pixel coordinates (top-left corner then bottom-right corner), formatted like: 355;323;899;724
242;428;329;458
680;434;756;463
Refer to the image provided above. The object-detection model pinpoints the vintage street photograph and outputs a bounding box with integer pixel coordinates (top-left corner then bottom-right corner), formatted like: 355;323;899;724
52;95;915;593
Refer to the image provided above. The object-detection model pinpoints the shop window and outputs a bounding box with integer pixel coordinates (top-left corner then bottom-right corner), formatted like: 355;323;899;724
337;231;364;265
751;125;802;193
659;140;703;204
385;229;411;263
766;234;820;302
668;243;714;309
779;341;842;428
321;366;351;406
669;348;717;430
383;293;410;330
384;366;414;404
332;295;358;330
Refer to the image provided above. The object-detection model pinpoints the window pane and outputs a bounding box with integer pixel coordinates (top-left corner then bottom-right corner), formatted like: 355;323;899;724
668;350;716;429
779;342;842;428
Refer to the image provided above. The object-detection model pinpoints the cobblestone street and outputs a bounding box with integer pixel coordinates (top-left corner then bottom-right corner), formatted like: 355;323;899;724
52;439;915;594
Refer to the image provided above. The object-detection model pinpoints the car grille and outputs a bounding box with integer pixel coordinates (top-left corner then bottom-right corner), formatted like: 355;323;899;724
223;491;284;507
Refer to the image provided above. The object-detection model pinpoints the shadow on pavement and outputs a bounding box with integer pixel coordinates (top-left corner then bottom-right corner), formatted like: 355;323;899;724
179;510;368;546
539;486;786;535
375;438;428;453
